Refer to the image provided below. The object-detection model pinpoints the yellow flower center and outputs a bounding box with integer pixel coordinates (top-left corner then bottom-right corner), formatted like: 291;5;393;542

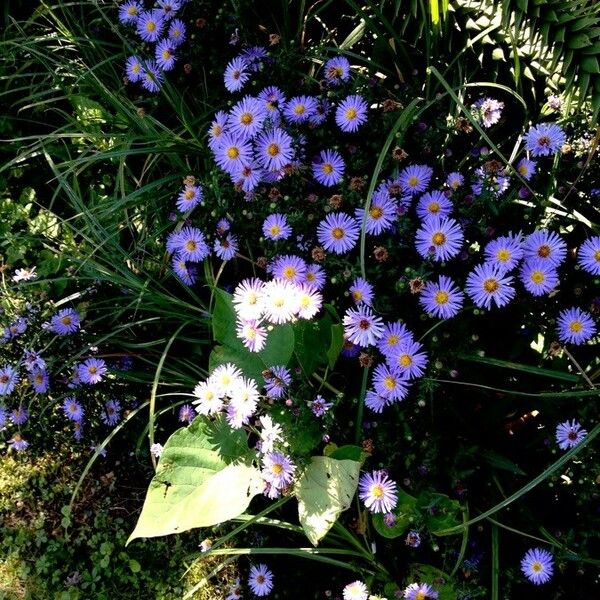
371;484;384;498
127;7;138;15
172;28;181;39
387;334;399;346
383;376;396;390
269;225;281;236
569;320;583;333
435;290;449;304
61;316;72;325
531;561;543;572
227;147;240;159
272;463;283;474
322;163;334;175
256;575;266;584
267;143;280;157
274;298;285;308
162;49;171;60
306;272;315;281
407;176;418;187
185;240;197;251
594;250;600;262
212;124;222;137
240;112;253;125
496;248;510;262
518;165;528;175
282;266;296;279
415;592;427;600
146;21;156;33
483;278;499;293
88;366;97;374
352;290;363;301
332;227;344;240
432;232;446;246
345;107;358;120
428;202;440;213
184;189;195;200
531;270;545;284
399;354;412;367
294;104;306;115
131;63;141;74
369;206;383;219
35;374;43;384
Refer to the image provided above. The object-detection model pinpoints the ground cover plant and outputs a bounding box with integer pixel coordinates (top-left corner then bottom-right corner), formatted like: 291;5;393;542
1;0;599;598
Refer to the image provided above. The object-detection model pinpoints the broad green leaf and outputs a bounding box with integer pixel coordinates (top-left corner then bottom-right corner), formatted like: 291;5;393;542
209;344;265;383
480;449;526;475
212;288;244;350
272;408;322;455
326;444;370;464
373;488;418;539
327;323;345;369
296;456;361;546
417;492;462;534
293;318;331;376
128;416;261;543
258;324;295;367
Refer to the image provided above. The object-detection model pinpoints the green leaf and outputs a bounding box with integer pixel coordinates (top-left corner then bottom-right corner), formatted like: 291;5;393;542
296;456;361;546
272;408;322;455
417;492;462;534
209;344;265;383
294;318;331;376
480;449;526;475
327;444;370;464
327;324;345;369
128;416;261;543
128;559;141;573
258;324;295;367
373;488;418;539
212;288;243;350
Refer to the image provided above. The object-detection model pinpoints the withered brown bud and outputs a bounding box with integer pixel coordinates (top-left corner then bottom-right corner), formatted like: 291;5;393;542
328;194;343;209
358;353;373;368
392;146;408;161
373;246;389;262
195;18;206;28
311;246;326;262
256;256;268;269
483;159;503;174
455;117;473;133
349;176;366;191
136;107;146;118
409;277;425;294
269;33;281;45
382;99;401;112
183;175;196;186
268;187;281;200
362;439;374;453
183;63;192;75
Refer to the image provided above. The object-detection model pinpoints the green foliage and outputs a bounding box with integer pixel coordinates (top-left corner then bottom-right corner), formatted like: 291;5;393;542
373;489;419;539
129;415;261;543
295;456;361;546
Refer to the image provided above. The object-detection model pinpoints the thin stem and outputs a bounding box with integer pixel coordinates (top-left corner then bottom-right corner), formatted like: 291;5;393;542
562;346;595;390
354;366;370;444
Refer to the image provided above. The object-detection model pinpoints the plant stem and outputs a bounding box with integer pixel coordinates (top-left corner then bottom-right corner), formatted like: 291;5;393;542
354;366;370;444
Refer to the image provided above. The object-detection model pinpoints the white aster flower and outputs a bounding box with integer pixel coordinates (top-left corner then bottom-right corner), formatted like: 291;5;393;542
192;380;224;415
229;376;260;420
261;278;300;324
232;277;265;321
296;284;323;319
208;363;243;397
258;414;283;454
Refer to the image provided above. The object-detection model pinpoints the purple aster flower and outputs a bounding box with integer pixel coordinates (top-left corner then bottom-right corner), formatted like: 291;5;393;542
416;190;453;220
228;95;267;140
377;321;414;359
372;363;409;401
11;405;28;425
465;263;516;309
309;98;330;126
521;548;554;585
50;308;81;335
214;132;253;174
179;403;195;423
523;123;566;157
578;236;600;275
174;226;210;262
140;60;164;93
343;305;385;347
258;85;286;116
255;128;294;170
324;56;351;85
358;470;398;513
77;358;107;385
136;10;164;43
207;110;228;150
29;369;49;393
263;213;292;241
157;0;181;19
303;264;326;291
176;184;203;212
172;254;198;286
214;234;238;261
248;564;274;597
415;216;464;262
335;94;368;133
557;307;597;345
446;172;464;190
471;166;511;198
419;275;464;319
271;254;307;285
403;582;439;599
523;229;567;266
399;164;433;195
216;218;231;235
155;39;176;71
349;277;374;306
8;434;29;452
125;55;143;83
555;419;587;450
405;530;421;547
355;191;398;235
262;451;295;489
236;318;267;352
516;158;537;181
0;365;19;396
484;233;524;273
473;97;504;127
101;399;121;426
343;581;368;600
283;95;318;124
263;365;291;399
232;161;265;192
224;57;250;93
62;397;84;422
365;389;389;413
0;405;6;429
22;349;46;373
310;394;333;417
317;212;360;254
389;340;428;379
119;1;142;24
312;149;345;187
520;260;559;296
73;420;84;441
167;18;186;46
241;46;268;72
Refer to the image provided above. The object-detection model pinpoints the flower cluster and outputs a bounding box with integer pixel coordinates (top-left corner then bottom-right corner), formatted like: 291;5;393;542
118;0;189;93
